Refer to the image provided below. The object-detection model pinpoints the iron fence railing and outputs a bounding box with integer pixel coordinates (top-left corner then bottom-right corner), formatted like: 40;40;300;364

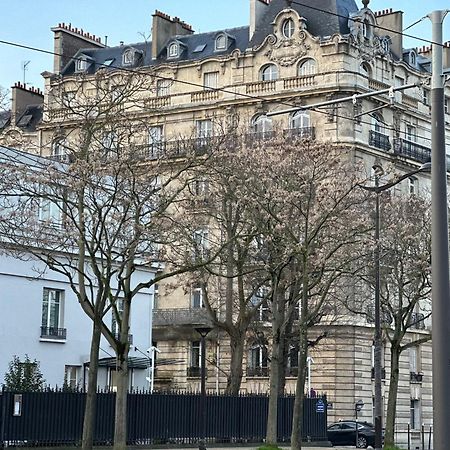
40;326;67;340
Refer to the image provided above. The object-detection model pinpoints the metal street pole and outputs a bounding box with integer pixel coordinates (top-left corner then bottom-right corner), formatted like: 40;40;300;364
373;169;383;450
428;10;450;450
195;327;212;450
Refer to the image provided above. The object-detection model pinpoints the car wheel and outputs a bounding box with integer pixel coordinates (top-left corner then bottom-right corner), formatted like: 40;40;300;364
357;436;368;448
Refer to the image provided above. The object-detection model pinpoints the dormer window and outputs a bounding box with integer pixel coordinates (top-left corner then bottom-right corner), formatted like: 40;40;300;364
168;42;179;58
122;49;134;66
215;34;227;51
75;57;88;72
410;51;417;67
282;19;295;39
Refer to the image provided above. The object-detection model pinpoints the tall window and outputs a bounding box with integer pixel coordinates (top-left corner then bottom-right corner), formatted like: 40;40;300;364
372;114;385;134
196;119;213;140
193;228;209;260
260;64;279;81
111;299;124;338
168;43;179;58
64;365;80;389
406;124;417;142
408;177;418;196
39;189;63;226
410;399;421;429
290;110;310;130
298;58;316;76
204;71;219;90
191;284;204;308
148;126;164;159
248;343;268;376
156;79;171;97
102;131;118;152
445;98;449;115
42;288;64;334
252;114;273;137
190;341;201;368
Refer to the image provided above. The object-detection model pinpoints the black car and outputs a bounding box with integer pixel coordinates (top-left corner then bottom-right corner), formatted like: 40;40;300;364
327;421;377;448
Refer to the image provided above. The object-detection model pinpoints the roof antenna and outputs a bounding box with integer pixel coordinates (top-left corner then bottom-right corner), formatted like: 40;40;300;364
22;60;30;85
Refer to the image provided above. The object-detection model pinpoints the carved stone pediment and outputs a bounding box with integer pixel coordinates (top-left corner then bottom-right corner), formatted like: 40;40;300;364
264;34;311;67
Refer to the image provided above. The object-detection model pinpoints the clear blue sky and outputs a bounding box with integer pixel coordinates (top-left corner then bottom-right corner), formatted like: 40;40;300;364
0;0;448;92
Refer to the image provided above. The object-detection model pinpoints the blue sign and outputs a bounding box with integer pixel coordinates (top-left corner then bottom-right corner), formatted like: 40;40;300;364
316;399;325;413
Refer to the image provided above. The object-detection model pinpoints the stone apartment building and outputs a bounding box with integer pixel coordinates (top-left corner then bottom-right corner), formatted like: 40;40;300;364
26;0;450;446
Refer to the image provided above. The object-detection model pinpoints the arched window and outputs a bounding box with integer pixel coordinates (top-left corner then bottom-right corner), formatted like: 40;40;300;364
260;64;279;81
252;114;273;137
168;42;179;58
363;18;373;40
372;114;385;133
122;49;134;66
215;34;227;51
282;18;295;38
361;63;372;78
290;110;310;130
52;138;68;160
298;58;317;76
410;51;417;66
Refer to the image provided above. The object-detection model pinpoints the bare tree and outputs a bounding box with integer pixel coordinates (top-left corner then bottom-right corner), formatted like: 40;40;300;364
233;136;370;448
353;194;432;447
0;69;207;450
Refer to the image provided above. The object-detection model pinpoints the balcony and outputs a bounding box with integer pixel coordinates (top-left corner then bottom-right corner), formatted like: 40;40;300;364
407;312;426;330
284;127;315;140
371;367;386;380
40;326;67;340
187;366;208;378
410;372;423;383
153;308;212;327
285;367;299;377
393;138;431;164
369;130;391;151
247;367;269;377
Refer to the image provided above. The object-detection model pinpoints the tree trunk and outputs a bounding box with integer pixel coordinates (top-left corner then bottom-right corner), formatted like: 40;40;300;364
225;335;244;395
385;343;401;447
82;318;102;450
291;327;308;450
266;328;282;445
113;350;128;450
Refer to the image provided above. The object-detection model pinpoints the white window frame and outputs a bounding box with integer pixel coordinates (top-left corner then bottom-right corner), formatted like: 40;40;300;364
282;18;295;38
408;177;418;196
168;43;179;58
156;79;171;97
252;114;273;136
193;228;209;259
64;365;80;389
215;34;227;51
42;288;64;330
191;285;204;308
190;340;201;367
122;49;134;66
75;58;88;72
372;114;385;134
298;58;317;76
203;71;219;90
406;124;417;142
260;64;279;82
196;119;213;139
290;110;310;130
148;125;164;159
39;188;63;226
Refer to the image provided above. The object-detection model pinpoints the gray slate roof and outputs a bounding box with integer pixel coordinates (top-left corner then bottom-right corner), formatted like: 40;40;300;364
249;0;359;47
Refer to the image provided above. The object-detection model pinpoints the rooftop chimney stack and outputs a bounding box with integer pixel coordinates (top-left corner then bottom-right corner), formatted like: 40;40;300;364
250;0;271;41
11;82;44;125
51;23;105;74
374;9;403;59
151;10;194;60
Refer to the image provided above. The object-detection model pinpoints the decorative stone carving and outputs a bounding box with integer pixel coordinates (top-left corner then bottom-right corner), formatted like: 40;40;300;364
265;32;310;66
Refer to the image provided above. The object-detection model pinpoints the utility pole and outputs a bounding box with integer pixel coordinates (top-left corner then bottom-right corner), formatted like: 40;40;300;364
428;9;450;450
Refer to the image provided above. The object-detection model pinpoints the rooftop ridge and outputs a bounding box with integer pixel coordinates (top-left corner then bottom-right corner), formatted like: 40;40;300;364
52;22;102;44
12;82;43;96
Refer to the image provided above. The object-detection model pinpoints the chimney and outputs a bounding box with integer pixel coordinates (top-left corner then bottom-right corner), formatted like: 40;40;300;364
374;9;403;59
250;0;270;41
151;10;194;60
51;23;105;74
418;42;450;69
11;82;44;125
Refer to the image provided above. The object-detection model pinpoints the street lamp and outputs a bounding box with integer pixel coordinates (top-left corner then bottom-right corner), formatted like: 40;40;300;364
359;162;430;450
195;326;212;450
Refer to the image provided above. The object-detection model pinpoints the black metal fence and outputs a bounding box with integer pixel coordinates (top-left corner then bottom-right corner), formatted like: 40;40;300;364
0;390;327;447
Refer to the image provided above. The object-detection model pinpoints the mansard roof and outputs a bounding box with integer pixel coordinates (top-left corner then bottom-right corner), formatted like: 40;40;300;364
249;0;359;47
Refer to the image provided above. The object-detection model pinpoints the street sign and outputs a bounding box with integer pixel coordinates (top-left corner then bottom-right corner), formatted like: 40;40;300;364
316;399;325;413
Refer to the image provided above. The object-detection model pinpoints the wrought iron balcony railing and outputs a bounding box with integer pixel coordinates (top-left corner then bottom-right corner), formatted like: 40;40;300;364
369;130;391;151
393;138;431;164
407;312;426;330
247;367;269;377
283;127;316;139
153;308;213;327
186;366;208;378
410;372;424;383
40;326;67;340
